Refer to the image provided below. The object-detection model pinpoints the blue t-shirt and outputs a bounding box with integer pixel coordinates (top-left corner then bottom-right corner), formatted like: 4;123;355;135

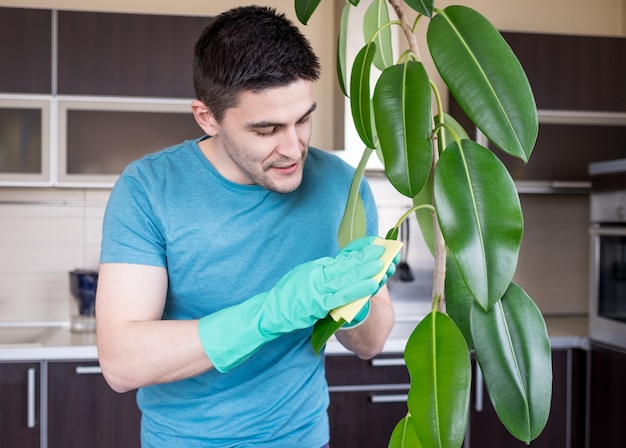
100;137;379;447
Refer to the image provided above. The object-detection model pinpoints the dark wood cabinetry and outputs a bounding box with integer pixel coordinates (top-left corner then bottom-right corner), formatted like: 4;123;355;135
326;348;586;448
501;32;626;112
0;7;52;93
588;342;626;447
449;31;626;184
468;348;586;448
47;361;141;448
0;362;41;447
325;354;410;447
57;11;210;98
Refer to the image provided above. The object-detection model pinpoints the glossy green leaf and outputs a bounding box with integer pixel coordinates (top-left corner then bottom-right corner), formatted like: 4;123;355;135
364;0;394;71
405;311;470;448
337;148;373;248
412;173;434;256
349;0;360;5
337;2;351;97
294;0;321;25
350;42;377;149
444;255;474;350
389;414;423;448
404;0;434;18
427;6;537;162
373;61;432;198
312;314;345;356
434;139;523;310
470;283;552;443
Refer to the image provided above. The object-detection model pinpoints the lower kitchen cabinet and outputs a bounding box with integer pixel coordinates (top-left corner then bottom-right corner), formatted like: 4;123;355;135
588;342;626;447
468;348;586;448
47;361;141;448
326;348;586;448
325;354;410;447
0;362;41;448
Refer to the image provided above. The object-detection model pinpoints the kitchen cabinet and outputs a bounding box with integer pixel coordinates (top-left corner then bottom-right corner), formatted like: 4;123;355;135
501;31;626;112
587;342;626;447
0;359;140;448
449;32;626;185
325;354;410;447
57;11;209;98
467;348;586;448
47;361;141;448
326;348;586;448
0;7;52;94
0;362;41;448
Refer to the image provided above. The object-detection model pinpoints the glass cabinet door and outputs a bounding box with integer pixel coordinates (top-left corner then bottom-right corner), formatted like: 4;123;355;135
0;97;50;184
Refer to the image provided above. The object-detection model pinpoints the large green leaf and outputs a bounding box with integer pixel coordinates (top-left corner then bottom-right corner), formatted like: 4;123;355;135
434;139;523;310
350;42;377;149
294;0;321;25
389;414;423;448
412;173;434;256
364;0;394;71
405;0;434;18
470;283;552;443
444;255;474;350
373;61;432;198
336;2;351;97
337;148;373;248
427;5;537;162
405;311;470;448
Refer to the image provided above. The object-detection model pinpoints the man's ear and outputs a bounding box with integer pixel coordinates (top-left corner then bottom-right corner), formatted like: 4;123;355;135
191;100;219;136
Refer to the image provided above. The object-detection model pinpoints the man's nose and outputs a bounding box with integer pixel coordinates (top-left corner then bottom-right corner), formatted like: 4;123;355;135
276;126;302;158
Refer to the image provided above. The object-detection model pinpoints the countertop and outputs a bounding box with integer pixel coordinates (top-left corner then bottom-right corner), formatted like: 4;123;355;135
0;313;590;362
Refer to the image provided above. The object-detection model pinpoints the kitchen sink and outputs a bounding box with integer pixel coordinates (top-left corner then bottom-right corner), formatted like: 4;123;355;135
0;325;61;347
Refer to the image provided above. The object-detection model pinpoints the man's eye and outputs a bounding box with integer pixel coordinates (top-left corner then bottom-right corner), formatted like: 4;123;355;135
255;127;276;136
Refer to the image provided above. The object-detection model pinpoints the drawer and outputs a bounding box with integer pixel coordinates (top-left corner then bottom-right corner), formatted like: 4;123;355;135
325;354;409;386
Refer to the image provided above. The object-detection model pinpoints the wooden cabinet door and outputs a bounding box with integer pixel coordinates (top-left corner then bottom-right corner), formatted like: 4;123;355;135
47;361;141;448
502;32;626;112
57;11;209;98
0;362;41;448
468;349;586;448
588;343;626;447
0;7;52;93
326;354;410;447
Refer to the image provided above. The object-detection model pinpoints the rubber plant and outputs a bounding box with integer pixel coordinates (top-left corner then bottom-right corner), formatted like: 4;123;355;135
296;1;553;447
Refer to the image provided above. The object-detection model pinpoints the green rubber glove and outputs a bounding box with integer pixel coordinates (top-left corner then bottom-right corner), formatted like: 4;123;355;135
198;243;385;372
340;237;401;329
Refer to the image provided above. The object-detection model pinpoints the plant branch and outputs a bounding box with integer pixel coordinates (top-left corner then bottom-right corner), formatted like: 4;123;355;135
388;0;421;61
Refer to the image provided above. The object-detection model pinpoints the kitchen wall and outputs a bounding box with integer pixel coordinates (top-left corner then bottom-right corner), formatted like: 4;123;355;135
1;0;623;321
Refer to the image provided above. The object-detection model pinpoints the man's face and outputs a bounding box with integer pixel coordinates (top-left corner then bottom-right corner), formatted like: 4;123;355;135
205;80;316;194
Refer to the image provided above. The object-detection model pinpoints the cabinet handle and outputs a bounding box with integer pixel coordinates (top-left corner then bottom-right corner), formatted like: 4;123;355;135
474;363;483;412
75;365;102;375
27;367;36;429
371;358;405;367
371;394;408;403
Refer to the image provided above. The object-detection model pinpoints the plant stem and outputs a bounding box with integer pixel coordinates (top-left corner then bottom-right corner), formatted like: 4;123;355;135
388;0;446;313
388;0;421;61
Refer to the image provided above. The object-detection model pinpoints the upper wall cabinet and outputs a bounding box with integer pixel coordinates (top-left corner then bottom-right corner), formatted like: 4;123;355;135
57;11;210;98
449;31;626;190
0;7;52;94
502;31;626;111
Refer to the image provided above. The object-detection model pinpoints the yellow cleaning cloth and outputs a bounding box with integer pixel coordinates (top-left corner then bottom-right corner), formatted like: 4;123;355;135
329;237;404;323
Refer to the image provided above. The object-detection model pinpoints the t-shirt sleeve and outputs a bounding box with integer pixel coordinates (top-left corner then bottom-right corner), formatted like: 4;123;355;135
100;168;167;267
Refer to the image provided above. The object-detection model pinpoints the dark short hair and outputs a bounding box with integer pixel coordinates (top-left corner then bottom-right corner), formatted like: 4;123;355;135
192;5;321;122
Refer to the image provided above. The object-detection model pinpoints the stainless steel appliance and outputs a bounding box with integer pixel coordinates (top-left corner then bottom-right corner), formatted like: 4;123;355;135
589;159;626;350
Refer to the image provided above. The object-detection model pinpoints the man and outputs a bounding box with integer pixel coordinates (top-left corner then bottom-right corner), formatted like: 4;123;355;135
96;5;395;447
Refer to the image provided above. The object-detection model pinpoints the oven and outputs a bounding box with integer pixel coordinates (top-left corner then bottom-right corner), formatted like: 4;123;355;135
589;159;626;350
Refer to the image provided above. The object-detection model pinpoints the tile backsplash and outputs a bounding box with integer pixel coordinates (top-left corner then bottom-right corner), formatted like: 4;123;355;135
0;179;591;322
0;188;109;321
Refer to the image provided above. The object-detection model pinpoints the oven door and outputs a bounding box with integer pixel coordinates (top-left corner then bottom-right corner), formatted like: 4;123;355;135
590;225;626;350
